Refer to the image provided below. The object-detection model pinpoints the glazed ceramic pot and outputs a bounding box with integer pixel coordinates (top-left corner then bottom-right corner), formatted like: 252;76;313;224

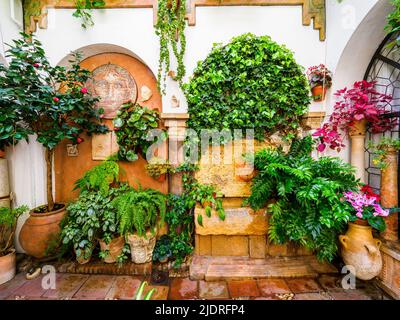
0;249;16;285
311;85;327;102
99;236;125;263
127;230;157;264
339;222;382;280
19;204;66;259
74;245;94;265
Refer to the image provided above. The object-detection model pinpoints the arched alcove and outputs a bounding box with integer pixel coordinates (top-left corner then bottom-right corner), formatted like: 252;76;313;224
53;44;166;203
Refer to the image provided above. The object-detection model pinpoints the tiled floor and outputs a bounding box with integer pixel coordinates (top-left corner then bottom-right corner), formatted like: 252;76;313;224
0;272;391;300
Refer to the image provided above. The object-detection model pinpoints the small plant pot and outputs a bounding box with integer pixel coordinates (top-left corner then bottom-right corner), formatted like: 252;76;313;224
127;230;157;264
0;249;16;285
235;162;256;182
0;149;5;159
155;174;166;182
311;85;327;102
99;236;125;263
74;245;94;265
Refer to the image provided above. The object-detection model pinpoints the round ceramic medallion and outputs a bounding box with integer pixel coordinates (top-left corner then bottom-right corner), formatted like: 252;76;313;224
87;63;137;119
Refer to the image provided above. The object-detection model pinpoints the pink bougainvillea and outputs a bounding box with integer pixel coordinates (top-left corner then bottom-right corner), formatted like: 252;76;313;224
313;80;396;152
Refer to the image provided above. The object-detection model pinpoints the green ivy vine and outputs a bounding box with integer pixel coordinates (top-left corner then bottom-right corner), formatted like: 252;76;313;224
184;33;311;142
155;0;187;94
73;0;106;28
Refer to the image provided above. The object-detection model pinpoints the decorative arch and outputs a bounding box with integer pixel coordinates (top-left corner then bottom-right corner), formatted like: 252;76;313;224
54;44;167;203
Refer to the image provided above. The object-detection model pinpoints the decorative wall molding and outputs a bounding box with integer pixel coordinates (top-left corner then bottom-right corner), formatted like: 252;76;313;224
24;0;325;40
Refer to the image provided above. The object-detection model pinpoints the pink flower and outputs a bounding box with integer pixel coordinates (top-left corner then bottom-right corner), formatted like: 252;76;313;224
32;63;40;68
53;97;59;102
356;212;363;219
317;143;326;152
80;87;88;94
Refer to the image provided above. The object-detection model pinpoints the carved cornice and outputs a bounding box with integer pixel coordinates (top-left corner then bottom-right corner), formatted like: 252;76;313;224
25;0;325;41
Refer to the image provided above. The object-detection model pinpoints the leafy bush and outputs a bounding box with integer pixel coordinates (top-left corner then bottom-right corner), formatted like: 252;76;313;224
112;187;166;237
245;136;360;261
74;159;120;194
0;206;28;256
184;33;310;141
153;235;172;262
113;102;164;162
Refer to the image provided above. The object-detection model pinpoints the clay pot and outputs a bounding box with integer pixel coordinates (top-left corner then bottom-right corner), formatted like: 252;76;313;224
99;236;125;263
353;218;369;227
235;162;256;182
19;204;66;259
0;149;5;159
74;245;94;265
339;222;382;280
311;85;327;102
0;249;16;285
127;230;157;264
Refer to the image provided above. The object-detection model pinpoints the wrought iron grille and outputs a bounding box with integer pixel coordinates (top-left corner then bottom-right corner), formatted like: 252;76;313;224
364;32;400;197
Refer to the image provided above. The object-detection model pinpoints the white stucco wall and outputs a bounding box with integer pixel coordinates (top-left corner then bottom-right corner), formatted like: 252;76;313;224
0;0;394;251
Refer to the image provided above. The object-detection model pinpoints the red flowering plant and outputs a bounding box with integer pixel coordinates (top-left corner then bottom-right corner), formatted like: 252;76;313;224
313;80;396;152
306;64;333;89
0;33;108;212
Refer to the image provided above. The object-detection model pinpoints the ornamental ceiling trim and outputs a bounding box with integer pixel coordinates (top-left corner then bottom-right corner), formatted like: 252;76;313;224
25;0;325;41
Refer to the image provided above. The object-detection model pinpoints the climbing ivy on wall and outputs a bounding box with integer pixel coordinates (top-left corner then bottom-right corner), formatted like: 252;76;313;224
155;0;187;94
184;33;311;141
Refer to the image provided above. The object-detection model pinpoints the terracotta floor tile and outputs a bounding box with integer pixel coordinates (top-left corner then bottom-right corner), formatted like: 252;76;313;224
169;278;198;300
329;290;373;300
0;273;29;299
257;279;291;296
144;285;169;300
10;275;47;298
199;281;229;299
227;280;260;298
317;275;344;292
294;292;332;300
42;274;89;299
73;275;115;300
286;278;321;293
104;275;143;300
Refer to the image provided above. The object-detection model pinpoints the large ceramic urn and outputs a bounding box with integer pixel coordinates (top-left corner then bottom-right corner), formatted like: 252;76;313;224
127;230;157;264
339;222;382;280
19;204;66;259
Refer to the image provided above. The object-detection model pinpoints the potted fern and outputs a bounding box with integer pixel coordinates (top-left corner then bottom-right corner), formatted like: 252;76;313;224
112;187;166;264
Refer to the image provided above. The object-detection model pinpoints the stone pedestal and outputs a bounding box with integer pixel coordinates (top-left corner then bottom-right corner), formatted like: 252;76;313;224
349;120;367;184
381;149;398;242
161;113;189;195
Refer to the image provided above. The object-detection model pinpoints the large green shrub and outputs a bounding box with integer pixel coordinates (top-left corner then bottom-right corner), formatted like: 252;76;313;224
184;33;311;141
245;136;360;261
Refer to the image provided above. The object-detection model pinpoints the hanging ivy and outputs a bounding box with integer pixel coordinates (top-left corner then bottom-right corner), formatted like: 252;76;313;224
184;33;311;142
155;0;187;94
73;0;106;28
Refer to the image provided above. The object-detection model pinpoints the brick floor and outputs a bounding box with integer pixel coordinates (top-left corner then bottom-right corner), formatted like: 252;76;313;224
0;272;390;300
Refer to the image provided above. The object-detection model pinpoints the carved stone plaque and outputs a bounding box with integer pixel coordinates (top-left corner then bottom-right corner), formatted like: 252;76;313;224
92;132;119;160
87;64;138;119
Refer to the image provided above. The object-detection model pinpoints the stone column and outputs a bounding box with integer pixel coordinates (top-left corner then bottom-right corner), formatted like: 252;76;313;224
161;113;189;195
349;120;367;184
381;148;398;242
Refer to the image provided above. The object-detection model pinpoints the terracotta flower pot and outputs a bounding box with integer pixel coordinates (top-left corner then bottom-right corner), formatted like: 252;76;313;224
74;245;94;265
0;249;16;285
155;174;166;182
99;236;125;263
353;218;369;227
19;204;66;259
339;222;382;280
235;162;256;182
0;149;6;159
127;230;157;264
311;85;328;102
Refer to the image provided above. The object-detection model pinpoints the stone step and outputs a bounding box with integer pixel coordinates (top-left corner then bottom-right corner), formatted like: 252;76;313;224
190;255;338;281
